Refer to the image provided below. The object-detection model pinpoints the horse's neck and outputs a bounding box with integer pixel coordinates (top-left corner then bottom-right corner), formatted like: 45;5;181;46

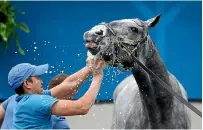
132;37;173;126
134;37;172;98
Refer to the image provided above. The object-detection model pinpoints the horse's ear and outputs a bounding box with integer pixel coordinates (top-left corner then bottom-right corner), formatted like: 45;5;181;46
145;14;161;28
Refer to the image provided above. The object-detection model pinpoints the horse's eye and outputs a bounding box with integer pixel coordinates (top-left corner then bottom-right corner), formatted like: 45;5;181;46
130;27;138;33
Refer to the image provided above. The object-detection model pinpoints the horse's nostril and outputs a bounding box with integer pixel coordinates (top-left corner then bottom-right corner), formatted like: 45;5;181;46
95;30;103;36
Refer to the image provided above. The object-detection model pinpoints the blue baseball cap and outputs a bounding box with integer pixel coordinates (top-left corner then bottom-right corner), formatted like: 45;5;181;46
8;63;49;90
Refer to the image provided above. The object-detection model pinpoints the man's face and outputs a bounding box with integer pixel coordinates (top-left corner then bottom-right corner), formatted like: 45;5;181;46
28;76;43;94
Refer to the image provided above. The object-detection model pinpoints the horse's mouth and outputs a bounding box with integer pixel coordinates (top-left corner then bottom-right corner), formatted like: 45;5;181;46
85;41;136;69
85;42;97;48
85;42;100;55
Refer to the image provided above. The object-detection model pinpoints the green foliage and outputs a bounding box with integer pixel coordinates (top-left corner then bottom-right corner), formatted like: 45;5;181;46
0;1;30;55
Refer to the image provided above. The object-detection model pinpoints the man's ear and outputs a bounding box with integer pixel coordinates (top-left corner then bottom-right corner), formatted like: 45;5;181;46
23;81;32;89
145;14;161;28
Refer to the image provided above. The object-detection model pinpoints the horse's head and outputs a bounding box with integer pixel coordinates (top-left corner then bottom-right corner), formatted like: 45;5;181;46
84;14;161;70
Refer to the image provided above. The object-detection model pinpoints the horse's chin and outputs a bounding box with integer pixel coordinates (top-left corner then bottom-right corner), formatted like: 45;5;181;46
103;55;135;70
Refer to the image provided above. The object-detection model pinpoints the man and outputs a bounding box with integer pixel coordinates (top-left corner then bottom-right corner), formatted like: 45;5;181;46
0;73;73;129
3;58;105;129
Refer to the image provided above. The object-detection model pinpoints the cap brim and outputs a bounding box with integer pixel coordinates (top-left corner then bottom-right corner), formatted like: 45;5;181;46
31;64;49;76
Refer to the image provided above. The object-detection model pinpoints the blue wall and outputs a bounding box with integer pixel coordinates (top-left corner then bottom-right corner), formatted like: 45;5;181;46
0;1;201;100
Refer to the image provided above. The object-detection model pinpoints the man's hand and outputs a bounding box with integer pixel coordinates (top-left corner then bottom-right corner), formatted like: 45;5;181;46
86;58;106;74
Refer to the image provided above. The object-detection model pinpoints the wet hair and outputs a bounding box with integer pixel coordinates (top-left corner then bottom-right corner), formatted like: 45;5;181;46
48;73;69;90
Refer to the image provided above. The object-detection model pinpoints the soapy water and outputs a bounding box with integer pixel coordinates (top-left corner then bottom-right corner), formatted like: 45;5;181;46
14;40;130;99
14;40;121;126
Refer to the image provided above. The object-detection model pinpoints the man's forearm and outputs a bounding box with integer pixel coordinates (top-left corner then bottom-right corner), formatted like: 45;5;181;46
51;66;92;98
65;66;92;89
77;74;103;110
0;104;5;127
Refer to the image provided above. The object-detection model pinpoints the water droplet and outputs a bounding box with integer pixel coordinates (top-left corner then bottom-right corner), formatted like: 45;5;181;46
70;66;72;68
61;70;64;73
54;46;57;48
37;54;40;56
34;47;37;49
49;71;52;74
34;58;36;60
92;114;95;116
33;42;36;44
101;109;103;111
105;92;107;94
33;50;36;52
120;112;122;114
62;61;64;63
26;50;29;52
45;71;48;73
48;41;50;43
15;52;17;54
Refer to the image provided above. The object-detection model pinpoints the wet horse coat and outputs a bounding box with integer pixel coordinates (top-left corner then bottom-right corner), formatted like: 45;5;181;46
84;14;191;129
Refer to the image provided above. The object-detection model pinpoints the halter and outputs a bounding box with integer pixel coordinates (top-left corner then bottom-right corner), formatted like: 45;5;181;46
99;22;148;70
98;21;202;118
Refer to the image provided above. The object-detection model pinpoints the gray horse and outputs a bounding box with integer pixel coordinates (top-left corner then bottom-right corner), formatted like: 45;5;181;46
83;14;191;129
